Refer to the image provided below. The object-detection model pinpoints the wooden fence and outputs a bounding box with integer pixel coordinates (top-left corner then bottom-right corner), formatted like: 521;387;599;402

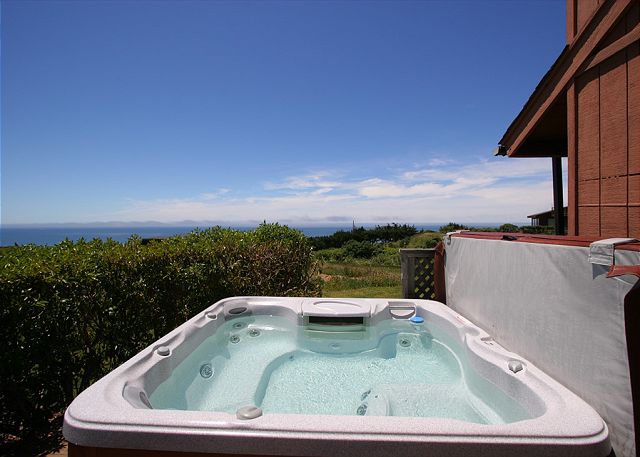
399;248;436;300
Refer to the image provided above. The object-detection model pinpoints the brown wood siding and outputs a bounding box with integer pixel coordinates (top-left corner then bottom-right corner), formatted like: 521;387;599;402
575;67;600;236
629;5;640;176
631;207;640;235
629;5;640;237
629;173;640;236
578;178;600;205
602;206;628;236
597;10;628;50
630;42;640;175
599;52;627;178
576;68;600;181
572;4;640;237
567;83;579;235
578;205;601;235
567;0;576;43
570;0;604;43
630;175;640;204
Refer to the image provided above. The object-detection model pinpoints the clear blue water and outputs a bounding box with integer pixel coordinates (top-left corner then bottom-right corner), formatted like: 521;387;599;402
149;315;529;423
0;223;511;246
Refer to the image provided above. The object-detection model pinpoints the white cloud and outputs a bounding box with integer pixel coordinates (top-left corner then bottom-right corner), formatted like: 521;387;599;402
264;172;344;191
427;158;452;167
109;157;558;224
199;188;230;200
402;157;550;182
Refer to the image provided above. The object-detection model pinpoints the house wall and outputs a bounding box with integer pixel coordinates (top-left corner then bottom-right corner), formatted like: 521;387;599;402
567;1;640;237
567;0;606;43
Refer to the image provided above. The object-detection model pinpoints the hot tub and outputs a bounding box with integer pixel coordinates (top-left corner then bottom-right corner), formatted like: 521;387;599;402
63;296;610;456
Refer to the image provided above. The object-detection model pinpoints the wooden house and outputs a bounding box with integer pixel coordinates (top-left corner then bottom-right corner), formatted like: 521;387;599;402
497;0;639;238
527;207;568;231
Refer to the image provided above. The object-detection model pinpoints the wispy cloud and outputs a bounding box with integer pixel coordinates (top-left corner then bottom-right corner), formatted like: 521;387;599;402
199;189;230;200
110;157;558;224
264;172;344;192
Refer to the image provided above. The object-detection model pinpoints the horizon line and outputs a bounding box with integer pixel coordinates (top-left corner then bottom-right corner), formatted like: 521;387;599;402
1;220;530;229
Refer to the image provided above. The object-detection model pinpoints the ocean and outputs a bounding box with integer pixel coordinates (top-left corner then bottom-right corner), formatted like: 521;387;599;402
0;223;511;247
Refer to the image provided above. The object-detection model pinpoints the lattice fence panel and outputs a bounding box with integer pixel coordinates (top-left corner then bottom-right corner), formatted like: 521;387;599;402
412;255;435;299
400;249;436;300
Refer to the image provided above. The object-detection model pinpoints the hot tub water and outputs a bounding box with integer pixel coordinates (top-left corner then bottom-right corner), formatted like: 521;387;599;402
149;315;528;424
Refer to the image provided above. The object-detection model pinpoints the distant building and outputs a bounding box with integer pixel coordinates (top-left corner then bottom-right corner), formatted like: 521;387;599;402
496;0;639;238
527;207;568;232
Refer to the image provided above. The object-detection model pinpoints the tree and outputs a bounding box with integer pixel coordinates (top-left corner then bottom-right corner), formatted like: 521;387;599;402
438;222;469;233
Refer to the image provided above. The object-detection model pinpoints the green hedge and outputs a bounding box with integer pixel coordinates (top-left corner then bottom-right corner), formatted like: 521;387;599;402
0;224;320;454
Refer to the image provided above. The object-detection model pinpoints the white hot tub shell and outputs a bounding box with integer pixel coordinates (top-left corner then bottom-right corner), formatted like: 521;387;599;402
63;296;611;457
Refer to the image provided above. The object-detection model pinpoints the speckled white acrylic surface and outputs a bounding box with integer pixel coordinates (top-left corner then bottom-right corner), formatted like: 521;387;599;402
63;296;611;457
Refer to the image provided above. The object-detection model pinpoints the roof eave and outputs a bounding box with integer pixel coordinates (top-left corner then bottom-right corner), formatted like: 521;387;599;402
497;0;635;158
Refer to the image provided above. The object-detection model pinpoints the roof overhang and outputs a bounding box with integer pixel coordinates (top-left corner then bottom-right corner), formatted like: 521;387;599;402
498;0;637;158
527;207;568;219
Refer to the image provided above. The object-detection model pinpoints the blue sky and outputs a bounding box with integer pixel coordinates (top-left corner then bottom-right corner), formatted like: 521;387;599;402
2;0;566;226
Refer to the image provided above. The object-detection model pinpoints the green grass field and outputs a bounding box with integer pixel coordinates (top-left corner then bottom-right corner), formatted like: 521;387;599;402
319;261;402;298
315;230;445;299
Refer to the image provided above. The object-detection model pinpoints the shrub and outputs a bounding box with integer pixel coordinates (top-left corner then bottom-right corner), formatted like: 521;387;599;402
310;223;417;250
313;247;346;263
0;224;320;454
404;232;442;248
371;247;401;267
342;240;382;259
498;223;519;232
438;222;469;233
367;223;417;242
520;225;555;234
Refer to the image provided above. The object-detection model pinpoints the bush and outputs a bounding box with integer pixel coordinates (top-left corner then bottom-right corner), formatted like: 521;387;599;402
371;247;401;267
498;223;519;232
313;247;346;263
342;240;382;259
367;223;418;243
438;222;469;233
0;224;320;454
520;225;555;234
404;232;442;248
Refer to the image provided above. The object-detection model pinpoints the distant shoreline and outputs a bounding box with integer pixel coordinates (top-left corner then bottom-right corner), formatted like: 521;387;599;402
0;222;525;247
